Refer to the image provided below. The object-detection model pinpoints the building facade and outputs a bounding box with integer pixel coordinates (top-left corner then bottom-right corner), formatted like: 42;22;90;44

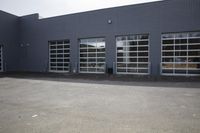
0;0;200;77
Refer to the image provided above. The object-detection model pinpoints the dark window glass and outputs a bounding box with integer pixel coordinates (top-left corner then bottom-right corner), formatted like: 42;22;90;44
127;63;137;68
57;50;63;53
138;35;149;40
175;39;187;44
129;58;137;62
79;38;105;73
57;54;64;58
80;63;87;67
80;44;87;48
128;47;137;51
80;68;87;72
88;53;96;57
127;69;137;73
50;41;56;45
57;45;63;49
117;58;126;62
188;51;200;56
97;48;105;52
117;68;126;72
189;39;200;44
162;58;173;62
117;63;126;67
138;69;148;73
138;58;148;62
64;40;70;44
97;58;105;62
96;63;105;68
64;59;70;62
127;41;137;47
129;52;137;56
97;53;105;57
80;49;87;52
163;40;174;44
50;50;56;53
50;67;56;70
175;51;187;56
88;49;96;52
80;58;87;62
64;50;70;53
162;34;174;39
127;35;137;40
88;68;96;72
138;52;148;56
64;54;69;57
188;32;200;38
80;54;87;57
162;63;173;69
116;34;149;74
188;70;200;74
138;41;148;45
88;63;96;67
138;64;148;68
163;52;174;56
116;36;126;41
88;58;96;62
175;70;186;74
64;68;69;71
163;46;174;50
50;63;56;66
175;45;187;50
175;57;187;62
50;45;56;49
138;47;148;51
188;45;200;49
49;40;70;72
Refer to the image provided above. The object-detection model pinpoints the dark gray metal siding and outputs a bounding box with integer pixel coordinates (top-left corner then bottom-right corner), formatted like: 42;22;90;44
1;0;200;76
0;11;19;71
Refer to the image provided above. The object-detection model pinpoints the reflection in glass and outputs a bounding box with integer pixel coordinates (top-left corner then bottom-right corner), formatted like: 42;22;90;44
49;40;70;72
162;32;200;75
116;34;149;74
79;38;106;73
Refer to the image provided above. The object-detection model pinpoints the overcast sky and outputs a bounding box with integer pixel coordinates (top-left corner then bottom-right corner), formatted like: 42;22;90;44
1;0;161;18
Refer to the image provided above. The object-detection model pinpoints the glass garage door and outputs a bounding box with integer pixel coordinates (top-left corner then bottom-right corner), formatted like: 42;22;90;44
161;32;200;76
0;45;2;72
116;34;150;74
79;38;106;73
49;40;70;73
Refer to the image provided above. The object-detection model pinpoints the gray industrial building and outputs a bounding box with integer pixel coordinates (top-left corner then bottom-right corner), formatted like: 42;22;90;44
0;0;200;77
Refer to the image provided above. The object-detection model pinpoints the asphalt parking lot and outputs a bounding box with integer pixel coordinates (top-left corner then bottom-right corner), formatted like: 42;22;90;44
0;76;200;133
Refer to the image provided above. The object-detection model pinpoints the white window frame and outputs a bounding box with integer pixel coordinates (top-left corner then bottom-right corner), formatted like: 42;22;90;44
116;34;150;75
161;32;200;76
0;45;3;72
49;40;70;73
79;38;106;74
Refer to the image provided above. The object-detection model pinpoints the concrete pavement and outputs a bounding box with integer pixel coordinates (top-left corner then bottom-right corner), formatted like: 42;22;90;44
0;77;200;133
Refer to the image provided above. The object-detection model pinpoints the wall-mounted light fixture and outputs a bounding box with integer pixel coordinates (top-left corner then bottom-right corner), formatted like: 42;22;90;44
20;43;30;47
108;19;112;24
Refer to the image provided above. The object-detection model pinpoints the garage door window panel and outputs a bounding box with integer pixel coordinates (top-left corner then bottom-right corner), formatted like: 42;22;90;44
49;40;70;73
161;32;200;76
79;38;106;73
116;34;149;74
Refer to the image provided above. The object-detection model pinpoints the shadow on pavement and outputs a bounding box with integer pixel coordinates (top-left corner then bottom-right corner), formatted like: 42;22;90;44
0;72;200;89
